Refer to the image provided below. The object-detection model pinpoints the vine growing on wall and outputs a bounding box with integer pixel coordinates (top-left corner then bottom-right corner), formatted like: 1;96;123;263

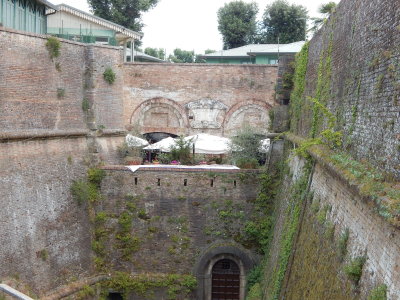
289;42;309;133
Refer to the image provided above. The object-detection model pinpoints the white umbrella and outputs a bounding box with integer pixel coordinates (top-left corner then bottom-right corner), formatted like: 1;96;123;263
185;133;231;154
143;137;177;152
125;134;149;147
259;138;271;153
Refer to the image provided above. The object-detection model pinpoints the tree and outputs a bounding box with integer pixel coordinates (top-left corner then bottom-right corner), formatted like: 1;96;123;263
168;48;195;63
217;1;258;49
260;0;308;44
194;50;216;64
230;125;264;169
144;47;165;60
88;0;158;37
309;2;337;33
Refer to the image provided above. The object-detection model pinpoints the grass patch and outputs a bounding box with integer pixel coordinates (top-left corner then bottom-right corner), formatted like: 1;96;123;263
368;284;387;300
343;256;366;285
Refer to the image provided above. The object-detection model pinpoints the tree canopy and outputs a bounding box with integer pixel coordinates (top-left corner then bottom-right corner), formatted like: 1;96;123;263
144;47;165;60
87;0;158;34
168;48;195;63
309;2;337;33
217;1;258;49
260;0;308;44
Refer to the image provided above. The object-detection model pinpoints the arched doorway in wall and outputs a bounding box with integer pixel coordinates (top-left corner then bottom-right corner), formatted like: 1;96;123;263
211;259;240;300
194;244;255;300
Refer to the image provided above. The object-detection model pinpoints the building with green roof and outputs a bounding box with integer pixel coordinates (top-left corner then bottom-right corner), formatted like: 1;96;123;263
201;41;305;65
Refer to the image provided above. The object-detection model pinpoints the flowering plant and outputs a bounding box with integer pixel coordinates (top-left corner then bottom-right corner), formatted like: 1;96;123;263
170;160;180;165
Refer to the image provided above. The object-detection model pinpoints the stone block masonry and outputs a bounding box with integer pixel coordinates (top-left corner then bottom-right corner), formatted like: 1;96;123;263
296;0;400;178
97;167;260;275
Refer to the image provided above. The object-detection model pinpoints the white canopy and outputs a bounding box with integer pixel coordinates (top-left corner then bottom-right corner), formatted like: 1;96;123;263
125;134;149;147
143;137;177;152
259;138;271;153
143;134;232;154
185;133;231;155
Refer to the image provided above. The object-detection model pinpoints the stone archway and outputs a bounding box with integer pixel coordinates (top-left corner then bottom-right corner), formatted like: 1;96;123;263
223;100;273;136
129;97;189;136
194;244;256;300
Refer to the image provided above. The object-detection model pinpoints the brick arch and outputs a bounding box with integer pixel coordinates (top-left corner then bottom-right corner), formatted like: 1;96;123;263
129;97;189;136
194;243;256;300
223;100;273;136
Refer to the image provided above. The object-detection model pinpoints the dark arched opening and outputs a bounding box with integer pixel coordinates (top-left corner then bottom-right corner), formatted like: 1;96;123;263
107;292;123;300
143;132;178;143
212;259;240;300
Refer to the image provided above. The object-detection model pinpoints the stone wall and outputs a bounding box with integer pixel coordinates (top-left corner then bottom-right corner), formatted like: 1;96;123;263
0;137;92;295
123;63;278;136
98;167;260;271
0;28;125;294
294;0;400;177
94;167;261;299
263;149;400;300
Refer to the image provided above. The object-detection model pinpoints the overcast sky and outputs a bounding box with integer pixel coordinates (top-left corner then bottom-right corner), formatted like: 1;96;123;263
50;0;336;55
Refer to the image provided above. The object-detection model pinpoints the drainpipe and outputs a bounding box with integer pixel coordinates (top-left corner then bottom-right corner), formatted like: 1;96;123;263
0;284;34;300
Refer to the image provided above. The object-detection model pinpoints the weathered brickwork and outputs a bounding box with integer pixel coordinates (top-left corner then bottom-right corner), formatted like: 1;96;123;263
298;0;400;177
98;168;260;274
0;137;92;294
123;63;278;136
308;163;400;299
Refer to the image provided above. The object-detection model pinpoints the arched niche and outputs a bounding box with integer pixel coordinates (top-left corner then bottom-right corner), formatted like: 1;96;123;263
223;100;272;136
129;97;189;136
194;244;256;300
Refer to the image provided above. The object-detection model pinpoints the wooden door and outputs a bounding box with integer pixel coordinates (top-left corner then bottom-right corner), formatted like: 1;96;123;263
211;259;240;300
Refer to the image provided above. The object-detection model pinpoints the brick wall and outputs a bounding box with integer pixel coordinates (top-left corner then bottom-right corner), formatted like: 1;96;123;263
276;155;400;300
123;63;278;136
0;137;92;294
97;168;260;275
297;0;400;177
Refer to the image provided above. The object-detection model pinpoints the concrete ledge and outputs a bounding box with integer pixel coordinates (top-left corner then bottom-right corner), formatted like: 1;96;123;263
0;284;34;300
101;165;262;173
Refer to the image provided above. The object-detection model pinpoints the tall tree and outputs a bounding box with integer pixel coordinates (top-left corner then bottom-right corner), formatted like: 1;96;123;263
88;0;158;33
309;2;337;33
260;0;308;44
217;1;258;49
168;49;195;63
144;47;165;60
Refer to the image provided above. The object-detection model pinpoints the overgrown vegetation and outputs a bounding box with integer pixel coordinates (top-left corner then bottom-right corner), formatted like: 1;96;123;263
70;168;105;206
338;228;350;260
103;67;116;84
103;272;197;300
168;136;193;164
230;125;265;168
368;284;387;300
45;36;61;60
343;256;366;285
289;42;309;133
269;161;312;299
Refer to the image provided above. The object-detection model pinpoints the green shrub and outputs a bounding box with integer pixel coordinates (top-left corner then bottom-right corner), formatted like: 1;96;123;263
103;67;116;84
246;265;263;291
70;180;100;205
82;98;90;111
246;282;262;300
344;256;366;284
57;88;65;98
338;228;350;259
76;284;95;300
169;136;192;164
236;158;259;169
368;284;387;300
87;168;106;187
45;36;61;60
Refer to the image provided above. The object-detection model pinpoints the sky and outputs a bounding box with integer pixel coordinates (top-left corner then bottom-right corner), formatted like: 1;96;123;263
50;0;335;55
